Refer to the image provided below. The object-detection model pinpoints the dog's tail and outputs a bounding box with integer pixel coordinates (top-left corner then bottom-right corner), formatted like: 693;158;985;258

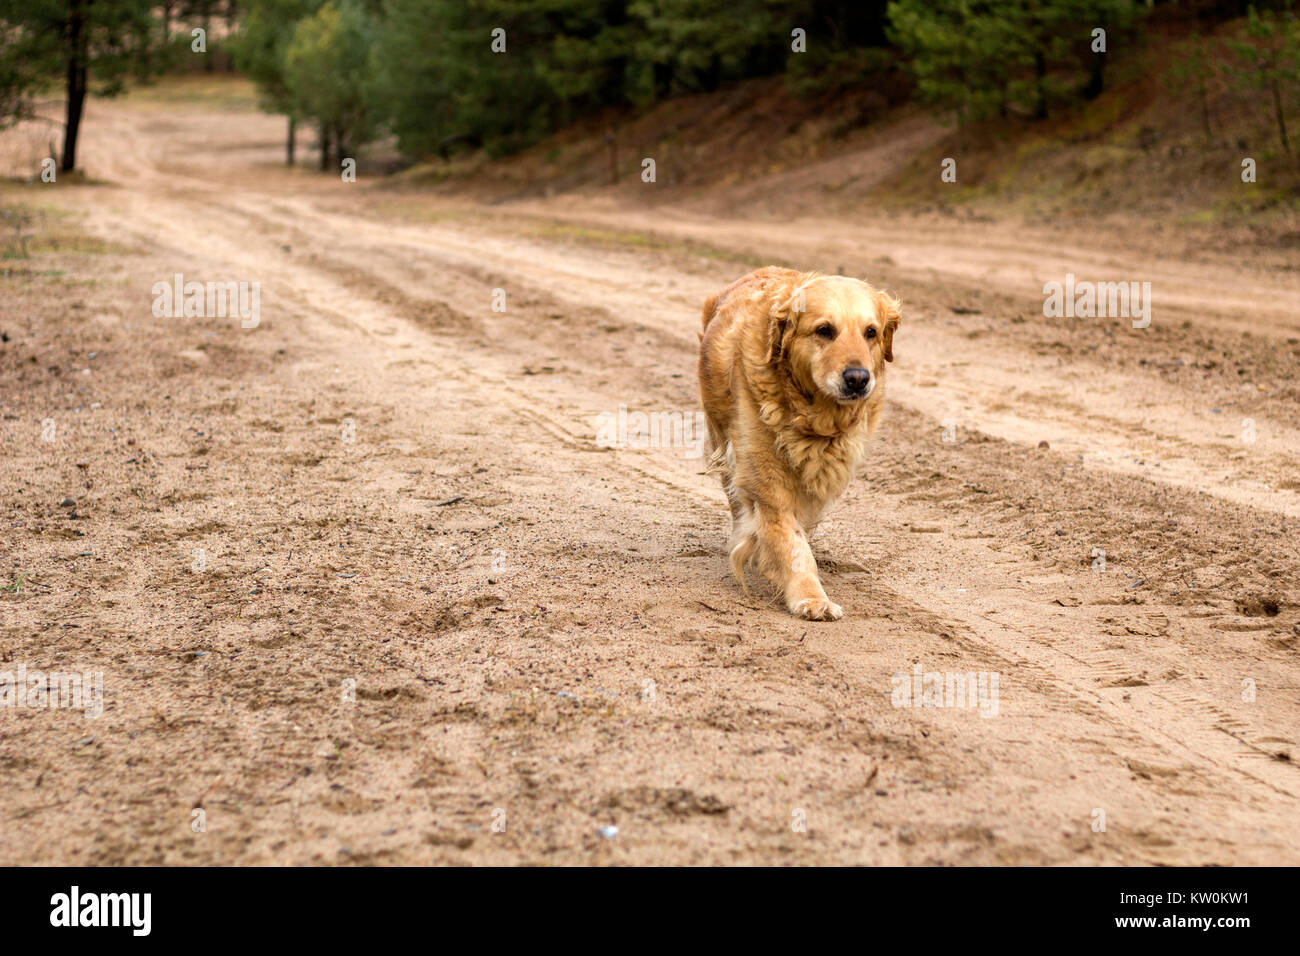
700;293;719;334
704;441;729;479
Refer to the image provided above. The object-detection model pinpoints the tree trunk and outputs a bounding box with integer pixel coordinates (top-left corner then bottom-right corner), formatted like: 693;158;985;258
606;0;629;104
334;126;347;168
1084;14;1108;101
61;0;88;173
701;53;721;93
226;0;239;72
287;116;296;166
1084;51;1104;100
1198;80;1212;146
319;126;330;171
652;61;672;99
1271;74;1291;154
955;61;967;150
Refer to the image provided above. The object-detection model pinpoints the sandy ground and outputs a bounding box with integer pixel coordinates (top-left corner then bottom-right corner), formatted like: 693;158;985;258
1;86;1298;865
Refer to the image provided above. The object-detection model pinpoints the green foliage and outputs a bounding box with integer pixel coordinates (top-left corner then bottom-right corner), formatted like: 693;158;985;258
0;0;158;122
371;0;792;157
1165;31;1220;144
888;0;1141;124
0;0;160;167
234;0;323;115
238;1;1024;160
373;0;559;158
889;0;1009;125
284;0;378;156
624;0;785;97
780;1;899;99
221;0;1300;171
0;24;45;130
1227;2;1299;154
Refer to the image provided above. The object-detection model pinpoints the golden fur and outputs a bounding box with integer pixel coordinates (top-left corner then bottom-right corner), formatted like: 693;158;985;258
698;267;900;620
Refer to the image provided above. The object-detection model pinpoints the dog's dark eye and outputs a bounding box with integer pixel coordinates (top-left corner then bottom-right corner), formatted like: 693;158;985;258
865;327;878;339
814;324;836;340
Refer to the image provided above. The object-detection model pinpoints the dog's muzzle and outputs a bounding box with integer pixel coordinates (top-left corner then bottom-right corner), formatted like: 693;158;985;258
840;367;872;400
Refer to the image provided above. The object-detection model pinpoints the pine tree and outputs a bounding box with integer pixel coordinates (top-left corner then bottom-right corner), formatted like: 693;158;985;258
1229;3;1298;157
0;0;160;171
233;0;323;165
283;0;378;165
1166;31;1218;146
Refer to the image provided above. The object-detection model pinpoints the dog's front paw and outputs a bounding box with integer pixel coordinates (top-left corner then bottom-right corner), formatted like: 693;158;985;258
790;596;843;621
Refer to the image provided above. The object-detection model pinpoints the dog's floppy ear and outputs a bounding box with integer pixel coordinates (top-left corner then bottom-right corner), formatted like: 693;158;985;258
877;291;901;362
765;272;815;366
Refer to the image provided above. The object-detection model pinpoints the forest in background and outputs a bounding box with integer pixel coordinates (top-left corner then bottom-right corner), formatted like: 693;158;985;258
0;1;1296;175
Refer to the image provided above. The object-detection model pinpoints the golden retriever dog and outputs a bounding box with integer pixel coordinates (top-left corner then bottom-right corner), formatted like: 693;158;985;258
698;267;900;620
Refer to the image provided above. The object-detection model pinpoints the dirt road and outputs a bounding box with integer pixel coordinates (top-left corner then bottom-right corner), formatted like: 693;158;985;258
2;86;1298;865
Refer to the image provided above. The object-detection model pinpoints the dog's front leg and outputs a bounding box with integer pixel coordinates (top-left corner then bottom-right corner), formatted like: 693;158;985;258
752;503;842;621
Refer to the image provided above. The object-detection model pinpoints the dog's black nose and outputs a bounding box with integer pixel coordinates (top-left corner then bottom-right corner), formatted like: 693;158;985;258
842;367;871;394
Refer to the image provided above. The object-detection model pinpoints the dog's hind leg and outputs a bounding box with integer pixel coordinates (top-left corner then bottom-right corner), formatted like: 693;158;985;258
727;500;758;597
704;417;743;526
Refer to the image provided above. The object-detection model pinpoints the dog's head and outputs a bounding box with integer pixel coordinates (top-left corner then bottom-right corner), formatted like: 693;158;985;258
767;273;900;405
